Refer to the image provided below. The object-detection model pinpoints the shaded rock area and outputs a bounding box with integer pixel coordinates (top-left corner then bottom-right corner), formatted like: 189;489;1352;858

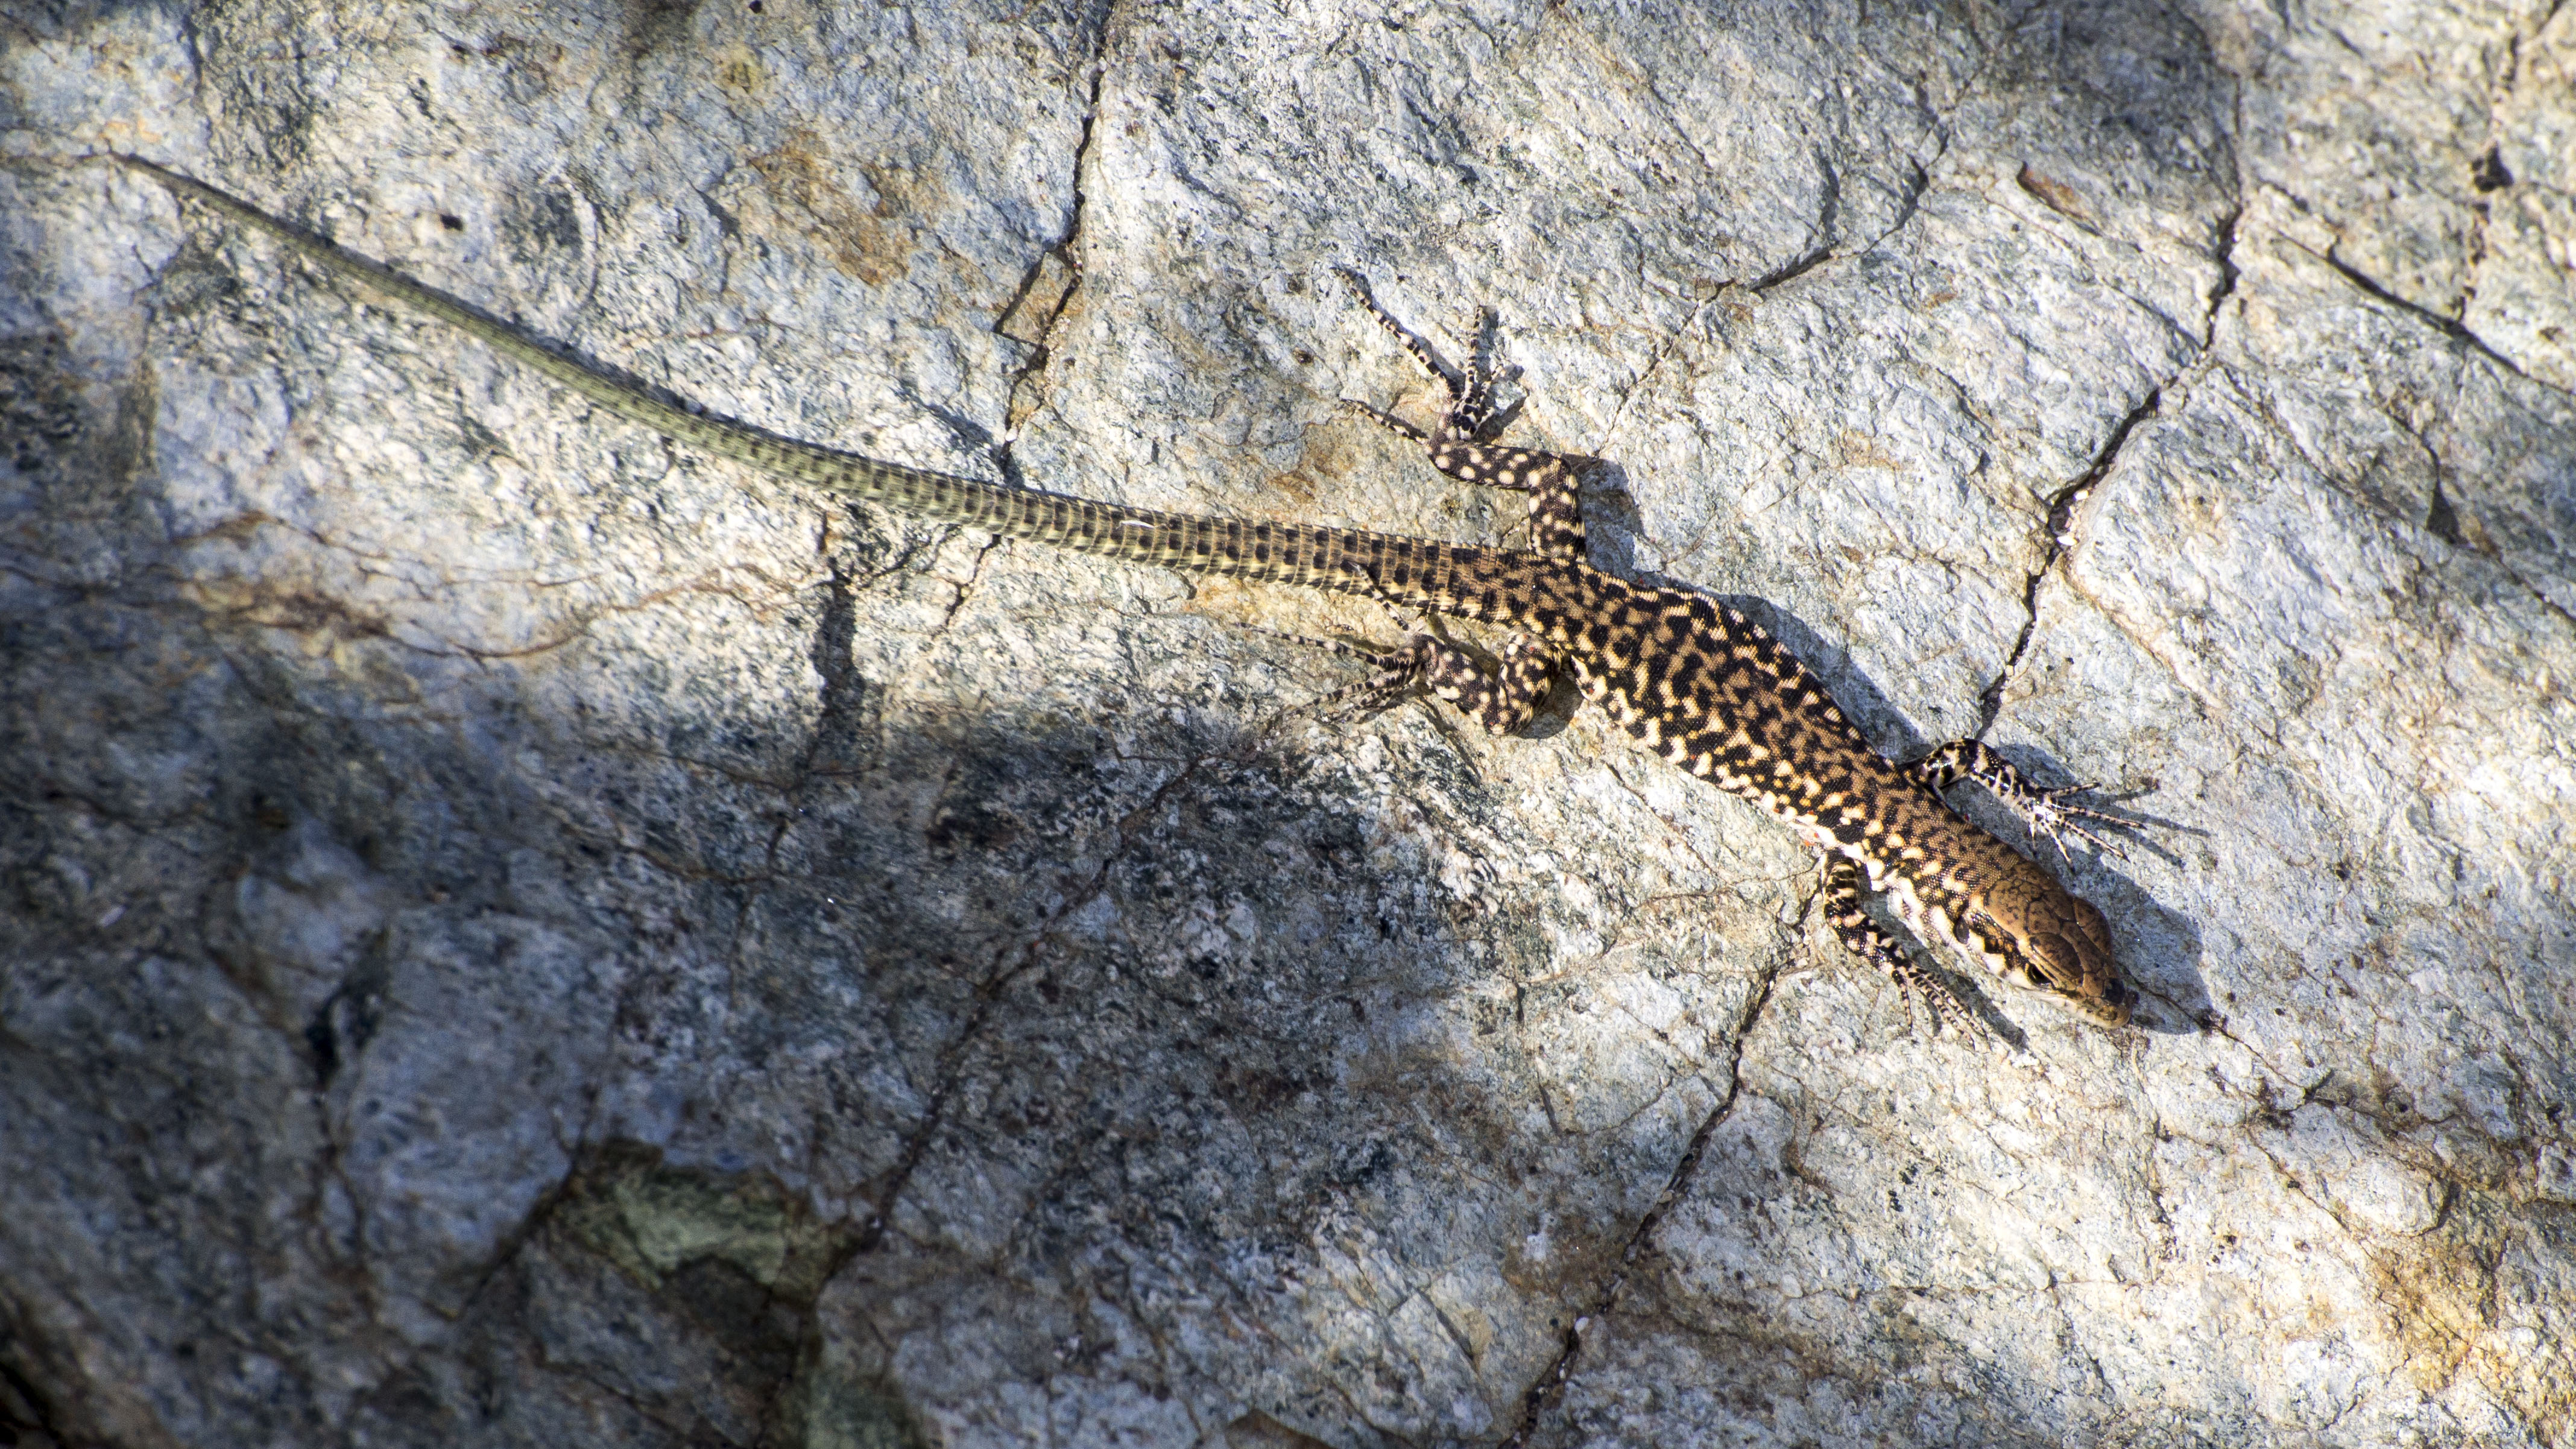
4;1;2572;1445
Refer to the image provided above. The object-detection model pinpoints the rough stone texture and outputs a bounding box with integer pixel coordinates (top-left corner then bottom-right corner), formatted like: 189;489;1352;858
4;1;2572;1446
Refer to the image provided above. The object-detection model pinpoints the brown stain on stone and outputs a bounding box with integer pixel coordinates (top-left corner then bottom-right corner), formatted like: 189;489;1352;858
1833;428;1906;473
2359;1184;2575;1428
737;128;934;286
182;573;394;649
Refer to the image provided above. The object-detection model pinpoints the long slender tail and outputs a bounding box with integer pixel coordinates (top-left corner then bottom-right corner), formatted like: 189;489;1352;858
115;156;1518;615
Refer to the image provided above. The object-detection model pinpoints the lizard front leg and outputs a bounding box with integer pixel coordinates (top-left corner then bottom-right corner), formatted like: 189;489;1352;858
1908;739;2126;859
1820;853;1981;1035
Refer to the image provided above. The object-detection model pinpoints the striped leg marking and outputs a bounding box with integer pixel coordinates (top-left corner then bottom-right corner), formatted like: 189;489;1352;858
1240;622;1555;736
1910;740;2127;860
1822;853;1980;1036
1382;631;1556;736
1335;269;1586;563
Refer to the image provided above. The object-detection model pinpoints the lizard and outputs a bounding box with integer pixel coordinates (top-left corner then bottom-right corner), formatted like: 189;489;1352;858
113;154;2139;1031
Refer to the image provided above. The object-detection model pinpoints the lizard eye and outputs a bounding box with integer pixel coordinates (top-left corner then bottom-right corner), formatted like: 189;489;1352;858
1972;912;2052;987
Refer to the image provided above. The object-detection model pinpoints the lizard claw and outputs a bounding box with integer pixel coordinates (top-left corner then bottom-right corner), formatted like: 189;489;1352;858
1338;396;1430;444
1913;742;2133;863
1223;619;1421;723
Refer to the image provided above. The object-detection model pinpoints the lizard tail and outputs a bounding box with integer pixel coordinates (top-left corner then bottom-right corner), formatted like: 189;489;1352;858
115;156;1522;622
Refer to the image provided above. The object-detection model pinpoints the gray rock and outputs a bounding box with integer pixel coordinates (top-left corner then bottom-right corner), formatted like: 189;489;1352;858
4;1;2571;1445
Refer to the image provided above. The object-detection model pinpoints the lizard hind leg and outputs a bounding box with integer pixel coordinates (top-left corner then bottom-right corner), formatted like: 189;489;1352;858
1820;852;1985;1038
1439;299;1508;440
1464;634;1561;736
1333;267;1500;434
1231;619;1557;736
1334;268;1588;563
1223;622;1417;724
1360;632;1558;736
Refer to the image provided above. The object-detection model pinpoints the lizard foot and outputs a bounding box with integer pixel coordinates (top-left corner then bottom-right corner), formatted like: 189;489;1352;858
1334;268;1586;563
1909;740;2131;862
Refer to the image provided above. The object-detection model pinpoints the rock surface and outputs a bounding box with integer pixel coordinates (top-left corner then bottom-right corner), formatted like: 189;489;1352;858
5;1;2573;1445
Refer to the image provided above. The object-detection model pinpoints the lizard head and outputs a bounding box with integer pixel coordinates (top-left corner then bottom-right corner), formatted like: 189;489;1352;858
1971;891;2135;1028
